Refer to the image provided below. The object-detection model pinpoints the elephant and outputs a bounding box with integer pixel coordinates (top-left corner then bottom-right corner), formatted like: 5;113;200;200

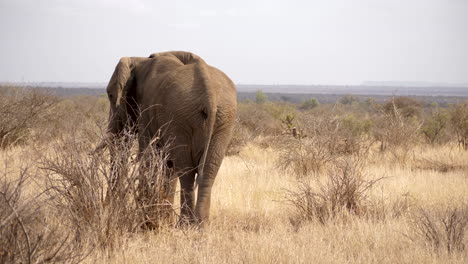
96;51;237;225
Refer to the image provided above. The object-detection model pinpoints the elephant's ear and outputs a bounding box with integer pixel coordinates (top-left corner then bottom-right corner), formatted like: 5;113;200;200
106;57;148;135
107;57;137;107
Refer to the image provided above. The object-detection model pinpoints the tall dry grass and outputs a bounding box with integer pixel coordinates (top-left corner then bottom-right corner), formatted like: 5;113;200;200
2;142;466;263
78;142;466;263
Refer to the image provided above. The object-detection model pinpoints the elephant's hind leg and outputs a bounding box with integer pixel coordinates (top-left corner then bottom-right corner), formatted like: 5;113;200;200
178;170;197;225
195;125;234;225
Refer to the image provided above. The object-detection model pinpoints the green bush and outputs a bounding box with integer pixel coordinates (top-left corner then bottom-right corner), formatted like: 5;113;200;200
421;109;449;145
255;90;267;104
339;95;359;105
341;114;373;137
299;98;319;110
450;101;468;149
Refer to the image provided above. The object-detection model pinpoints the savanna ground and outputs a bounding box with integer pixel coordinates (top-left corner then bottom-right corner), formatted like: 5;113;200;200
1;86;467;263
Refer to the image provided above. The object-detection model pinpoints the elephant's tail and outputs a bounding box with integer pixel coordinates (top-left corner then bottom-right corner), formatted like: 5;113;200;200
195;62;217;187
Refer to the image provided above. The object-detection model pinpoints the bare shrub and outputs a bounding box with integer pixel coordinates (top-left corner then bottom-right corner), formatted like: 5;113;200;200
278;112;335;176
390;192;415;219
226;117;254;156
0;154;84;263
406;206;468;254
237;102;285;137
0;86;58;148
279;111;372;177
286;157;384;225
372;98;423;163
231;102;301;153
279;136;335;177
42;132;176;250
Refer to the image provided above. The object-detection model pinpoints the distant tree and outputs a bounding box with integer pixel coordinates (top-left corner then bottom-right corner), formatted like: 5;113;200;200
450;101;468;149
280;96;292;102
299;98;319;110
421;108;449;144
339;95;359;105
382;96;422;119
255;90;267;104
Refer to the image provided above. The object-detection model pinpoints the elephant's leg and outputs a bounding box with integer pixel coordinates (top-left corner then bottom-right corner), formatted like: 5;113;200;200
195;128;233;225
166;140;197;225
137;133;179;227
178;170;196;225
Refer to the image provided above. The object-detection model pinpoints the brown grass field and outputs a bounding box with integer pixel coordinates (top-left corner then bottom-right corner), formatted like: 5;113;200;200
1;88;467;263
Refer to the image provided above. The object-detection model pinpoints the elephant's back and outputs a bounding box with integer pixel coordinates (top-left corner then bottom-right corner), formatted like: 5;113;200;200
135;54;236;128
136;52;235;99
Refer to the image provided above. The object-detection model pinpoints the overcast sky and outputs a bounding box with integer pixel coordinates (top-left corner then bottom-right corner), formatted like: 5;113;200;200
0;0;467;85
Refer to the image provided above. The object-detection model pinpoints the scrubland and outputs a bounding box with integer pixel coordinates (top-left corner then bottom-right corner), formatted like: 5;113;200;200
1;86;467;263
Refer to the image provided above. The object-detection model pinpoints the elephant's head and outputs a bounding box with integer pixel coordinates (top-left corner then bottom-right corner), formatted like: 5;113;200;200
94;57;147;152
106;57;144;135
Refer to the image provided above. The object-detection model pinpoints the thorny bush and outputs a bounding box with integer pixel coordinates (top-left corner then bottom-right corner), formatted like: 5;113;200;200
42;131;176;250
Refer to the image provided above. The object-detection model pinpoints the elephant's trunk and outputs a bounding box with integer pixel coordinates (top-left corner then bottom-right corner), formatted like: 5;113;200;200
92;106;127;154
108;105;129;134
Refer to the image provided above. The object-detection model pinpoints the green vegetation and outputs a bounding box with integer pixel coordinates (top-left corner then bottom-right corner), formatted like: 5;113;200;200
450;102;468;149
339;94;359;105
255;89;267;104
422;108;449;144
299;97;319;110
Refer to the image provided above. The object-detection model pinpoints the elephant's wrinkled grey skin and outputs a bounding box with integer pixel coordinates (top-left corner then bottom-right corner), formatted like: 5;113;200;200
101;51;237;225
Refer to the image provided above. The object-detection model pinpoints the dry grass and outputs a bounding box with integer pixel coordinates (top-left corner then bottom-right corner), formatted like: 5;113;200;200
1;92;467;263
0;150;85;263
2;142;467;263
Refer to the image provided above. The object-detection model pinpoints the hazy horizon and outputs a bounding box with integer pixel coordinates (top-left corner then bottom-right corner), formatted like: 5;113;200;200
2;81;468;88
1;0;467;85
